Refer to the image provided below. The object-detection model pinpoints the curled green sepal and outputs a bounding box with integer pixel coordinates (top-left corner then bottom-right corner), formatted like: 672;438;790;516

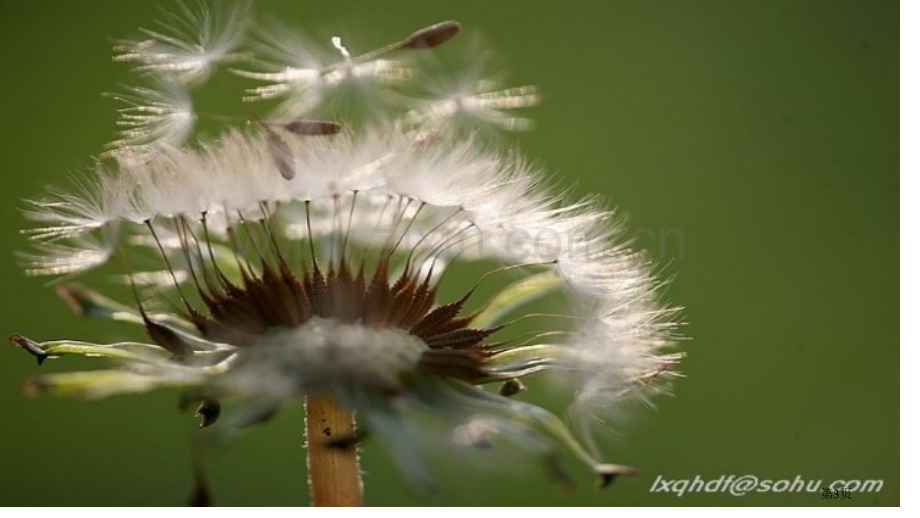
9;334;233;366
24;370;176;399
470;270;561;328
10;333;168;364
55;283;225;352
480;344;577;380
411;376;638;488
56;283;195;332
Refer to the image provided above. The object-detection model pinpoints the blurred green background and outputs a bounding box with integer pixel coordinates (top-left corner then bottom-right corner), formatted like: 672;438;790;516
0;0;897;506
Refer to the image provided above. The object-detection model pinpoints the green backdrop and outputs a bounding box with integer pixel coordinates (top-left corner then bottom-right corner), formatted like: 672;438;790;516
0;0;898;506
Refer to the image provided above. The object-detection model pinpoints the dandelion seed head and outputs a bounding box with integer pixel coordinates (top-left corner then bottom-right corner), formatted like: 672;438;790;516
12;3;682;496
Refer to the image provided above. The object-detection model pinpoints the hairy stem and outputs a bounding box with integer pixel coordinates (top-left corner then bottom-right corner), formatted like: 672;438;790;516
305;395;363;506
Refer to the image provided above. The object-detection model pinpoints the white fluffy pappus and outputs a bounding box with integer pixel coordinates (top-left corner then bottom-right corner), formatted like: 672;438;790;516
105;81;196;157
114;0;250;85
234;21;411;121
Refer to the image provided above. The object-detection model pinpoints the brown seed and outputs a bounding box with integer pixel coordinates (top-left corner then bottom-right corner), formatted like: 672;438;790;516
282;120;342;136
399;21;462;50
263;126;296;180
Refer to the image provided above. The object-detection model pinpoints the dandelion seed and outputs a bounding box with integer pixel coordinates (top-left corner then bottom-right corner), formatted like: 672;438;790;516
17;229;118;276
403;83;540;132
11;4;682;506
401;40;540;134
105;81;196;156
233;21;460;120
114;0;250;84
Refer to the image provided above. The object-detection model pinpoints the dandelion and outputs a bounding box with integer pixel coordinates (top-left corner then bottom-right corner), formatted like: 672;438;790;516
11;2;682;506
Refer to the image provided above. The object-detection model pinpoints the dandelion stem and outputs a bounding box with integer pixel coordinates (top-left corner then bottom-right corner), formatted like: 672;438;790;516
305;395;363;506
